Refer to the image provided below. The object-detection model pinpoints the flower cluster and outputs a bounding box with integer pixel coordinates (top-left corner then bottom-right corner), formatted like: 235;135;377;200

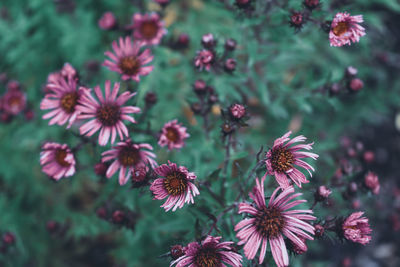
194;33;237;73
28;4;378;267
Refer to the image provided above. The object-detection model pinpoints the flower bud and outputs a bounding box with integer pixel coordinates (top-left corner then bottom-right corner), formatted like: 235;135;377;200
224;58;237;73
349;78;364;92
304;0;320;10
208;94;219;104
364;171;380;195
94;162;108;177
132;167;147;183
191;103;202;114
363;151;375;163
193;80;207;95
2;232;15;245
170;245;185;260
177;33;190;49
112;210;126;224
96;207;108;219
201;33;216;49
290;12;304;30
194;50;214;71
315;185;332;201
98;12;117;30
345;66;358;77
314;224;325;237
225;38;237;51
222;123;234;134
230;104;246;120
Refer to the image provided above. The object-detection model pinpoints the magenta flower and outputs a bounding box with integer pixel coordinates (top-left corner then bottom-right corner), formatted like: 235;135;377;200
171;236;242;267
103;36;154;81
158;120;190;150
235;176;315;266
101;139;157;185
76;80;141;146
342;212;372;245
329;12;366;47
364;171;380;195
41;64;87;128
131;13;167;45
1;88;26;115
150;161;199;212
40;142;76;180
230;103;246;119
98;12;117;30
265;131;318;189
194;50;214;71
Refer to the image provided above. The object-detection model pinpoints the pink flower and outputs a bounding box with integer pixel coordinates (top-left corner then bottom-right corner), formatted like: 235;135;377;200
364;171;380;195
150;161;199;212
1;87;26;115
265;131;319;189
235;176;315;266
76;80;141;146
230;103;246;119
171;236;242;267
98;12;117;30
41;64;87;128
329;12;365;47
194;50;214;71
101;139;157;185
158;120;190;150
316;185;332;199
342;212;372;245
103;36;154;81
40;142;76;180
130;13;167;45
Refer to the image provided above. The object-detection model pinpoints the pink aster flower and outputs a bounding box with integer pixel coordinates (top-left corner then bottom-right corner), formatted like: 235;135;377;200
76;80;141;146
40;142;76;180
1;87;26;115
364;171;380;195
101;139;157;185
98;12;117;30
342;211;372;245
131;13;167;45
235;176;315;266
150;161;199;212
158;120;190;150
194;50;214;71
265;131;319;189
41;64;87;128
329;12;366;47
171;236;242;267
103;36;154;81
